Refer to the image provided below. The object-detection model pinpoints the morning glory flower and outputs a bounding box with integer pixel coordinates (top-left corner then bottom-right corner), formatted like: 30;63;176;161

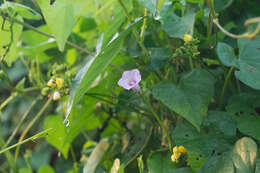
118;69;141;91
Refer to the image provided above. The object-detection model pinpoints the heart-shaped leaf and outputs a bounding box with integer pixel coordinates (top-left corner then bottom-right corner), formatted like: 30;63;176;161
217;42;238;67
235;37;260;90
38;0;77;51
152;69;214;130
160;2;195;39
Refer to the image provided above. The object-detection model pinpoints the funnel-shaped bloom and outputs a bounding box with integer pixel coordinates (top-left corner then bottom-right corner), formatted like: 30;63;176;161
118;69;141;91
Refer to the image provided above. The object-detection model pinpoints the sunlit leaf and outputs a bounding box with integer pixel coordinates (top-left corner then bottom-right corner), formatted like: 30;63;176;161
66;18;143;120
37;0;77;51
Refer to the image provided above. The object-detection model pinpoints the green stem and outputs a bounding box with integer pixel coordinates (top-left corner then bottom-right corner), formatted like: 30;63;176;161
0;137;15;171
218;67;234;108
2;99;38;148
14;98;52;163
236;78;241;93
0;62;13;88
140;9;148;42
188;56;194;71
1;14;93;56
0;129;51;155
117;0;149;56
141;94;172;151
0;93;16;111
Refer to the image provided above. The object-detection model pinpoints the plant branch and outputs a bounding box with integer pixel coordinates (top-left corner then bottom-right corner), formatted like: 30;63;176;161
0;62;13;88
213;19;248;39
0;93;16;111
1;14;94;56
218;67;234;109
0;129;52;155
2;98;39;148
14;97;52;163
140;93;172;151
117;0;149;56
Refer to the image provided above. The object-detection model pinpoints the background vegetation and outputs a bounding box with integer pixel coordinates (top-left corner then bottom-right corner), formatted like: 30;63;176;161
0;0;260;173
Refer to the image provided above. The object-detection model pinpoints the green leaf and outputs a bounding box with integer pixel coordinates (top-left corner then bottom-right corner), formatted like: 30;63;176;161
232;137;258;173
73;0;92;17
19;168;32;173
235;63;260;90
202;153;234;173
226;93;260;115
0;15;23;65
37;0;77;51
255;155;260;173
160;2;195;39
235;37;260;90
102;11;126;49
152;69;214;130
136;0;157;15
214;0;234;12
203;111;236;137
172;120;233;172
148;48;171;71
147;152;178;173
44;115;70;158
186;0;203;3
235;114;260;142
4;2;41;20
66;18;143;120
217;42;238;67
37;166;55;173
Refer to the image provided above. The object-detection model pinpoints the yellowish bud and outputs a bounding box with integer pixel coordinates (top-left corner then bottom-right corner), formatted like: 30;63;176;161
47;79;56;87
173;146;179;154
56;78;64;89
53;91;61;101
171;154;177;162
178;145;187;153
184;34;192;43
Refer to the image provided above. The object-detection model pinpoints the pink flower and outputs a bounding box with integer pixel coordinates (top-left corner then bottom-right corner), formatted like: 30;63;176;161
118;69;141;91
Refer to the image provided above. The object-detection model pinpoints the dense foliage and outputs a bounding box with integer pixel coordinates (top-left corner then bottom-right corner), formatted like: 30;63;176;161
0;0;260;172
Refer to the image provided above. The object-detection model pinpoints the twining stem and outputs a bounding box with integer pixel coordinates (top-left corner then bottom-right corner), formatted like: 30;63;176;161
0;129;51;155
218;67;234;109
14;98;52;163
1;14;94;56
2;99;38;148
140;94;172;151
117;0;150;56
213;19;248;39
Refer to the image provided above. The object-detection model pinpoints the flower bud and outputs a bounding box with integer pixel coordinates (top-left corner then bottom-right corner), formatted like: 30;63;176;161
173;146;179;154
53;91;61;101
56;78;64;89
178;145;187;153
47;79;56;87
184;34;192;43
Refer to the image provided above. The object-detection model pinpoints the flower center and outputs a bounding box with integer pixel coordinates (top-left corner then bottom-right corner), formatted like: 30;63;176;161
128;80;136;86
